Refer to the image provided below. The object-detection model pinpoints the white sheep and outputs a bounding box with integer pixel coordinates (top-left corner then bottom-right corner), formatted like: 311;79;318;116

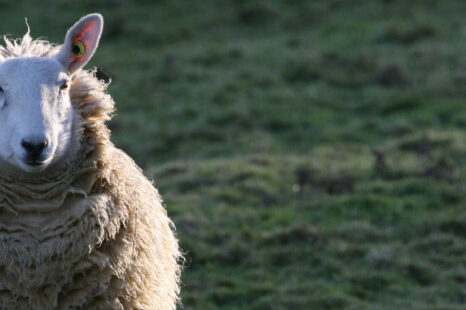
0;14;181;309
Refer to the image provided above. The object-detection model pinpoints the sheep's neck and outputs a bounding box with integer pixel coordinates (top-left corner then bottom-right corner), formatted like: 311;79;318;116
0;136;99;213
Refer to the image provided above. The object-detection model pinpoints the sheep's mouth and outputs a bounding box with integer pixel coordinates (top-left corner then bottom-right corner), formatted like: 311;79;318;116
18;157;54;173
23;154;54;167
25;160;46;167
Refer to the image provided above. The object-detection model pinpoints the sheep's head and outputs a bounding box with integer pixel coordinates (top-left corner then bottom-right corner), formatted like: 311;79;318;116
0;14;103;173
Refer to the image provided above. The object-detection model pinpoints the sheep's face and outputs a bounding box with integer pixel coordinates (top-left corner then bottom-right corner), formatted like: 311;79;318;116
0;57;74;173
0;14;103;174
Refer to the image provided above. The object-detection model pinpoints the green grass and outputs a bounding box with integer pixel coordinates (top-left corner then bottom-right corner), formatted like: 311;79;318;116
1;1;465;309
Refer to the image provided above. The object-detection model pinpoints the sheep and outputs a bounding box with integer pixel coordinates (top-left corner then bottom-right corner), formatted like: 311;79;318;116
0;14;182;309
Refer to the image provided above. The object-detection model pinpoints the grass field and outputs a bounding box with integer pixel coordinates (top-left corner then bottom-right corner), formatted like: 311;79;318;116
2;1;465;309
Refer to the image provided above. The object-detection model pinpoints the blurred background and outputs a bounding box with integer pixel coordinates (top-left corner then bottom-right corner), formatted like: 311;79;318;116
2;0;465;309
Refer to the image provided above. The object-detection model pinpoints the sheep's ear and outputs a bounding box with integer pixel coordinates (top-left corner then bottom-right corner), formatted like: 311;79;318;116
54;13;103;75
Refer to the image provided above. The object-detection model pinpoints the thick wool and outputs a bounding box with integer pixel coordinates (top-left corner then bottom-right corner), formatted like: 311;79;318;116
0;34;181;309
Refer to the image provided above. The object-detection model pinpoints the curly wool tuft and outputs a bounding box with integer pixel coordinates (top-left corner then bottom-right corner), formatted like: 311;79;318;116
0;32;182;309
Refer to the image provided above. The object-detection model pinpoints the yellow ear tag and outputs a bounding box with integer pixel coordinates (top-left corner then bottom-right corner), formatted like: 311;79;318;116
71;41;85;58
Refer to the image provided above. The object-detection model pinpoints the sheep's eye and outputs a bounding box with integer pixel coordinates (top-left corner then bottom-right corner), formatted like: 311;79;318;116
71;41;85;58
60;81;69;91
0;86;3;93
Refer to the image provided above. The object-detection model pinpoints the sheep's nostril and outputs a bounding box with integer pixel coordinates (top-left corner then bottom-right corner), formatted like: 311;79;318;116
21;139;48;161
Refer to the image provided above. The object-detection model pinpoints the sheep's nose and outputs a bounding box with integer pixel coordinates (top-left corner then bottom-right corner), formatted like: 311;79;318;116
21;138;48;162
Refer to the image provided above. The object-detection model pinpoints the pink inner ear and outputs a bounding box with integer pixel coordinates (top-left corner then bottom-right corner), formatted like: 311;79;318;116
71;19;98;61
